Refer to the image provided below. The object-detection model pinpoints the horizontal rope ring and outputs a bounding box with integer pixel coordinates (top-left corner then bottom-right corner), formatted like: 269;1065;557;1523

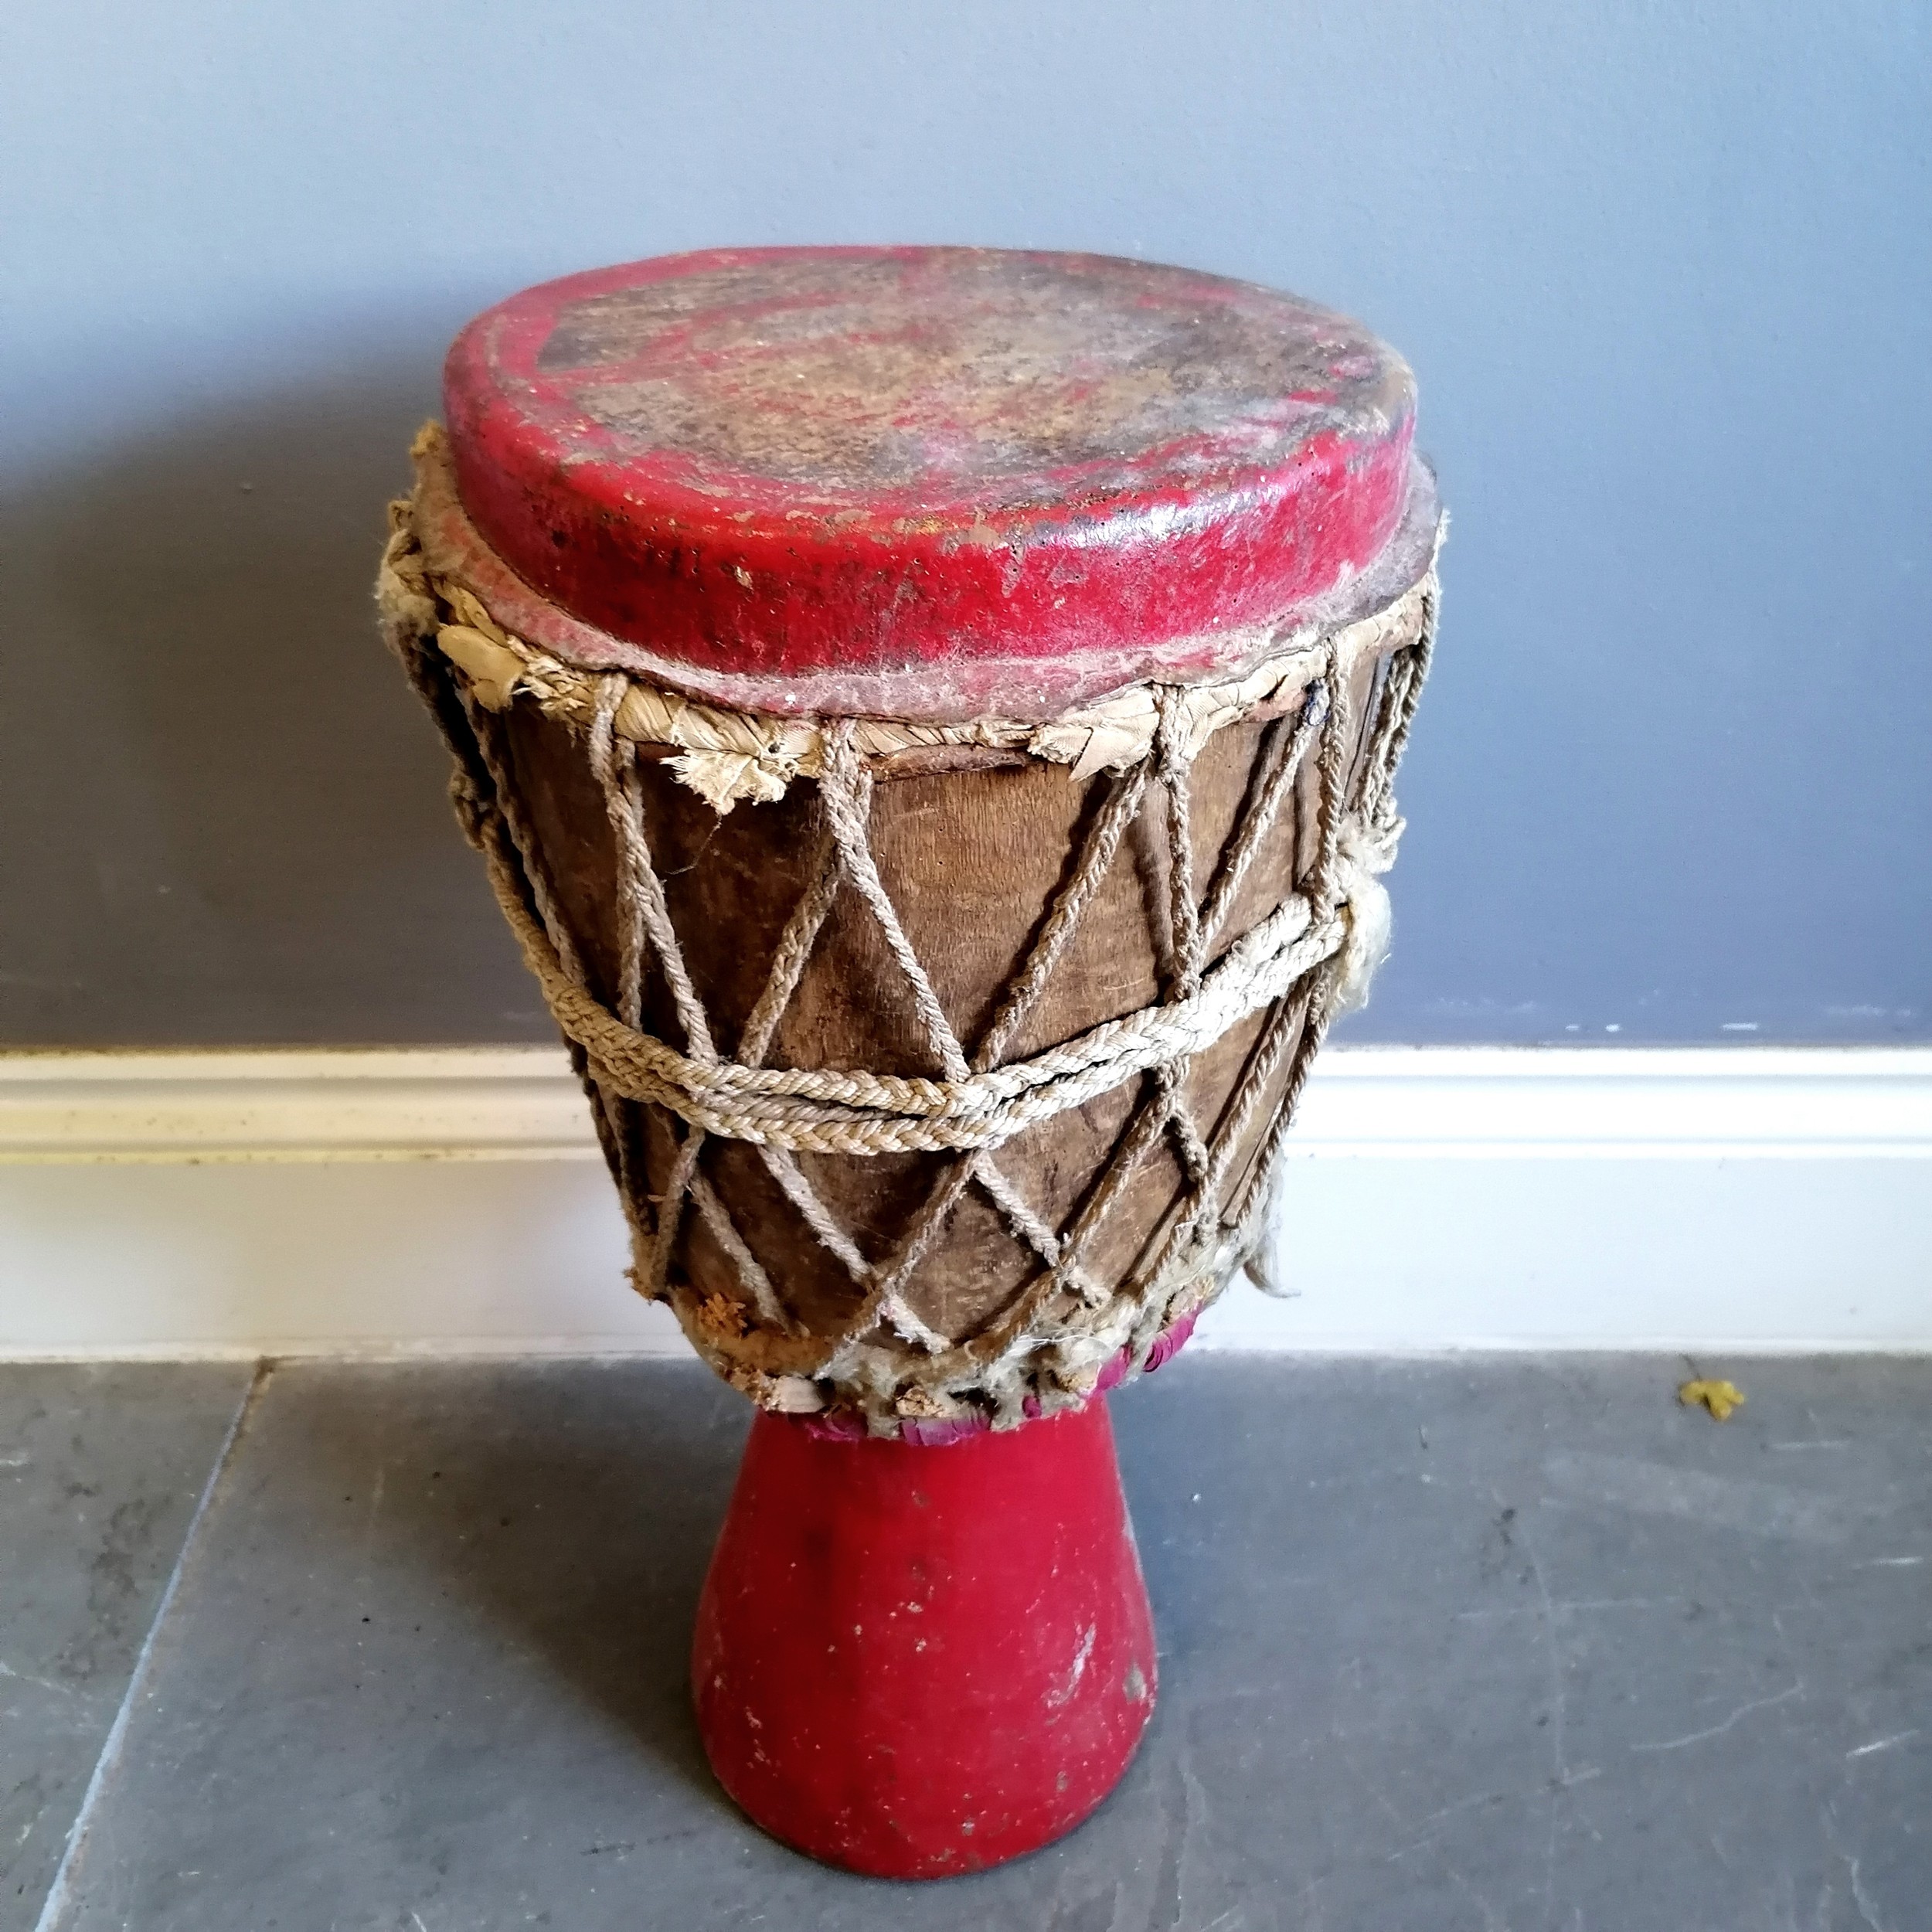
474;809;1359;1155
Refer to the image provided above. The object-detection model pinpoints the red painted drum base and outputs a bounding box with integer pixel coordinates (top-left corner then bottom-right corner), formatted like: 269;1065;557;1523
692;1401;1157;1878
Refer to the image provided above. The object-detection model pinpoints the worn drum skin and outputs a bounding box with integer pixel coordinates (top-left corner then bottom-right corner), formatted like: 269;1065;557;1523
434;245;1430;716
382;247;1439;1879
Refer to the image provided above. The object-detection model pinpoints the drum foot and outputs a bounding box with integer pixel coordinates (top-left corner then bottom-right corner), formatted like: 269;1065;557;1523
692;1397;1157;1878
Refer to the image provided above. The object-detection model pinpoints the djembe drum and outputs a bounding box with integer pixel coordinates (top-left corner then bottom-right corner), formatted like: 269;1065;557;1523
376;247;1438;1878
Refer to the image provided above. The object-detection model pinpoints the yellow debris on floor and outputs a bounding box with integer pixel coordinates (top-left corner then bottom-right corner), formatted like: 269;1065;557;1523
1678;1377;1746;1420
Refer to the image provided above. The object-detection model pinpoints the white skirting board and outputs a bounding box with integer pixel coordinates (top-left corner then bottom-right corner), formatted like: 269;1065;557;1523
2;1046;1927;1359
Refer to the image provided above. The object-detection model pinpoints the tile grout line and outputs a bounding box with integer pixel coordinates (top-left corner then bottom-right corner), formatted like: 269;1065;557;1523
29;1359;275;1932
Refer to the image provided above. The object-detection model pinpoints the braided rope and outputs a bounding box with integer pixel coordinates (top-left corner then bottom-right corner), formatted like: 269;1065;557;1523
817;723;971;1084
376;481;1437;1433
479;856;1338;1154
1199;683;1327;947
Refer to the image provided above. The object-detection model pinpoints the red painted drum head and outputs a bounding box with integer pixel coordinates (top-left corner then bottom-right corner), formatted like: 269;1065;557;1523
436;247;1435;720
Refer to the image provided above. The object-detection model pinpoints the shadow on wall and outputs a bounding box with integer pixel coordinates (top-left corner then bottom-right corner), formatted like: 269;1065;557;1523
0;360;553;1046
9;338;1924;1052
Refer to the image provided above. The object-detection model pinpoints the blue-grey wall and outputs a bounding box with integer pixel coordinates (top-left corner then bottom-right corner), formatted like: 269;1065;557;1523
5;1;1927;1045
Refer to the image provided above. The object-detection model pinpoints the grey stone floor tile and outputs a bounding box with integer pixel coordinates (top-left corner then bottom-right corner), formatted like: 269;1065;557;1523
37;1355;1932;1931
1;1362;254;1930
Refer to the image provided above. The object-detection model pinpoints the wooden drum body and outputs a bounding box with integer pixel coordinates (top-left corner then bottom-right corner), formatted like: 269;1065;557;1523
377;248;1439;1877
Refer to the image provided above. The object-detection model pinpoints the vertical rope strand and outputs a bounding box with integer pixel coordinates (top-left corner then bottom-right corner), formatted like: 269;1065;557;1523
1309;643;1350;917
819;722;970;1082
973;760;1151;1069
1198;681;1328;947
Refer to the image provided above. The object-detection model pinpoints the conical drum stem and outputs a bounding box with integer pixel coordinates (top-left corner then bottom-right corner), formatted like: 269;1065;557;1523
692;1400;1156;1877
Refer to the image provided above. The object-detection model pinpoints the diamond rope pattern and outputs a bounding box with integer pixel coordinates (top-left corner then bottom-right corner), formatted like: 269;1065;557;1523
384;533;1435;1432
